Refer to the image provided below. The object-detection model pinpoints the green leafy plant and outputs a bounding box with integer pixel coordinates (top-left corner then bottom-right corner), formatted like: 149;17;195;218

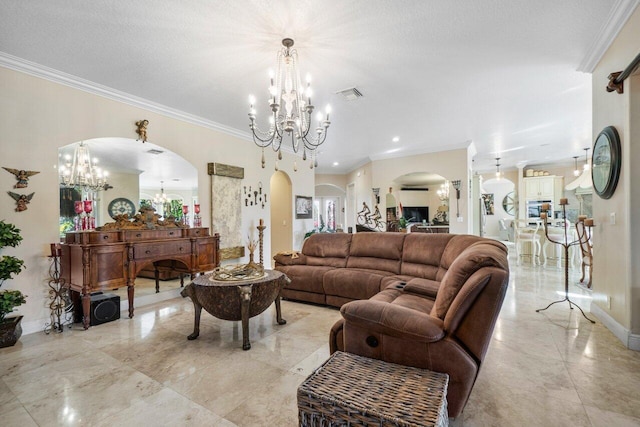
0;290;26;322
398;216;415;229
0;220;27;321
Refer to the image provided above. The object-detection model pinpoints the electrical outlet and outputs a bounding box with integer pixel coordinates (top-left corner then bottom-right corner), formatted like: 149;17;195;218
457;216;464;223
610;212;616;225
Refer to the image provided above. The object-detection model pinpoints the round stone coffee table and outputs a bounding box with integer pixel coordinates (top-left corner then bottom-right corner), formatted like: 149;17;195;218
181;269;289;350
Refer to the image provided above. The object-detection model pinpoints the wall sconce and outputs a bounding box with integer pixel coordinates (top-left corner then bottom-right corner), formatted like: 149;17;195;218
451;180;461;218
372;187;380;204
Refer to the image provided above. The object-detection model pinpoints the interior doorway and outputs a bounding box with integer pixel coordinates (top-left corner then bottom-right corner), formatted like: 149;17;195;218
270;171;293;266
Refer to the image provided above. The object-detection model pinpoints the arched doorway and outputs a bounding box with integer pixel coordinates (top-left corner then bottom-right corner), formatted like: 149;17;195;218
481;177;516;239
270;171;292;266
315;183;346;231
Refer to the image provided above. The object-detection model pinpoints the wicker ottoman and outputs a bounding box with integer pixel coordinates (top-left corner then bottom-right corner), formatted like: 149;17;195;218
297;351;449;427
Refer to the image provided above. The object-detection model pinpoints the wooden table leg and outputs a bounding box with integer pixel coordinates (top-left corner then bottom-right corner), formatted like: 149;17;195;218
275;296;286;325
180;284;201;340
127;283;135;318
276;276;290;325
239;285;253;350
81;289;91;330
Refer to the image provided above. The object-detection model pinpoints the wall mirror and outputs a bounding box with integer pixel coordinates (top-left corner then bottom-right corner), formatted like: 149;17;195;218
392;172;450;230
58;137;198;299
592;126;621;199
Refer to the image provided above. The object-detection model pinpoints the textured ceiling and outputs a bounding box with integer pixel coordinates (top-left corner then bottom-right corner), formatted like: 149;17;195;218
0;0;627;175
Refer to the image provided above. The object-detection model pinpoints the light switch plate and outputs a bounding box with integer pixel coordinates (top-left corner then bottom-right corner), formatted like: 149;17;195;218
610;212;616;225
457;216;464;222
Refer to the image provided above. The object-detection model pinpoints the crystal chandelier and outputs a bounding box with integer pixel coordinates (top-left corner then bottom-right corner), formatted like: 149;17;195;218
248;38;331;171
59;142;108;192
495;157;502;180
153;181;170;205
437;181;450;202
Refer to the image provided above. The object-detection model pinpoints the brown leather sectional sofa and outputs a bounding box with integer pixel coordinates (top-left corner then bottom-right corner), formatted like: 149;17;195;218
274;232;509;418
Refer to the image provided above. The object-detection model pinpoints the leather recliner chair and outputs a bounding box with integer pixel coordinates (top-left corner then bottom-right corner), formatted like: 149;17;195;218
329;240;509;418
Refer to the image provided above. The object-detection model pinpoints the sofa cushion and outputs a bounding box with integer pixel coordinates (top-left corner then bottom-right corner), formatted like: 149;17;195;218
400;233;454;280
431;240;508;319
346;233;405;274
276;265;336;294
371;288;435;315
323;268;391;301
303;233;352;257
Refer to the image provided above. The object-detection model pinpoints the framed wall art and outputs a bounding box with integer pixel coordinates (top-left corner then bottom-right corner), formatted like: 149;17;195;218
295;195;313;219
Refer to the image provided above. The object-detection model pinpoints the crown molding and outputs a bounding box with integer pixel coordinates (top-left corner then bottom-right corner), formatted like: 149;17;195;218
577;0;640;73
0;51;252;142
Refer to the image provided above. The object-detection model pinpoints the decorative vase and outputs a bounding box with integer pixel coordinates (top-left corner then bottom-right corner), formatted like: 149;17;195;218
0;315;23;348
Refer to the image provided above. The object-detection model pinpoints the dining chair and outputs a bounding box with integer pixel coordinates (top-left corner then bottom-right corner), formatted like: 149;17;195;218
514;219;542;266
542;218;571;268
575;220;593;288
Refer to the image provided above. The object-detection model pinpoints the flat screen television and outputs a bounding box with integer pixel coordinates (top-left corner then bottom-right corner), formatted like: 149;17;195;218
402;206;429;223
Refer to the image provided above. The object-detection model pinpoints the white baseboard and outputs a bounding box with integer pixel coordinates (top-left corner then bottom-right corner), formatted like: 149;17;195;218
591;302;640;351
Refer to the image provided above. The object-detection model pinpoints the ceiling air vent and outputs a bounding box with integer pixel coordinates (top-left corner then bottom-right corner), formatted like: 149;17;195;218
146;149;164;155
336;87;363;101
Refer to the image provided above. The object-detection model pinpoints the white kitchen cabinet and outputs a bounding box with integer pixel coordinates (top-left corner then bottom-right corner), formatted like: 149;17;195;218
524;176;564;202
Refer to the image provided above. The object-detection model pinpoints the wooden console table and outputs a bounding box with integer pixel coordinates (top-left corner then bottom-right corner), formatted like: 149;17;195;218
410;224;450;233
60;228;220;329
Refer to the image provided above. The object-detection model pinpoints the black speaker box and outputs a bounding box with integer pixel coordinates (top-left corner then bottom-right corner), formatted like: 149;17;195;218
90;293;120;326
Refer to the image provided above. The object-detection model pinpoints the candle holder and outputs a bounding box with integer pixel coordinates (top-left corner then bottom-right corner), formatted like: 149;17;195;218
182;205;189;226
257;219;266;267
193;204;202;227
74;201;84;231
44;244;73;334
535;202;595;323
451;180;461;218
83;200;94;230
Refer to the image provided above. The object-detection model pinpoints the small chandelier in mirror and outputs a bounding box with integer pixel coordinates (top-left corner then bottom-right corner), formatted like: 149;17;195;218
153;181;171;205
437;181;450;203
248;38;331;171
495;158;502;180
59;141;108;192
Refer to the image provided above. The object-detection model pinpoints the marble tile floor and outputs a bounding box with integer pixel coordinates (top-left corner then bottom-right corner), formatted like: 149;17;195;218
2;248;640;426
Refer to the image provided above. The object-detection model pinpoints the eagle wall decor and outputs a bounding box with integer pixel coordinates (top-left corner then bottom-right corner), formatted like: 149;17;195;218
3;167;40;188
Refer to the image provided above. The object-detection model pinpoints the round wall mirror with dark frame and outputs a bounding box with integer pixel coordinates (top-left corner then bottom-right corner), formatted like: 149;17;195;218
592;126;621;199
502;191;516;216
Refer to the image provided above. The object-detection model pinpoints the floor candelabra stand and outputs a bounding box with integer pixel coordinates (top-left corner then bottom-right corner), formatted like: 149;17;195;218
535;200;595;323
257;218;266;267
44;243;72;334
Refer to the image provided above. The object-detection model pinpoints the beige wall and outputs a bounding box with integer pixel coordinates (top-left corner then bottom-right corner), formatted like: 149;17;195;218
591;6;640;345
372;148;471;234
0;66;314;334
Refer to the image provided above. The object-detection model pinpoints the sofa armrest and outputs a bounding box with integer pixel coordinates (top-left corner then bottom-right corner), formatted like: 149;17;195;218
273;251;307;266
340;300;445;343
404;278;440;299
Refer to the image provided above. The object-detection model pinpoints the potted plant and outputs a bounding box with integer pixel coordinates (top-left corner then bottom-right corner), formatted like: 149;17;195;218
0;220;27;348
397;216;415;232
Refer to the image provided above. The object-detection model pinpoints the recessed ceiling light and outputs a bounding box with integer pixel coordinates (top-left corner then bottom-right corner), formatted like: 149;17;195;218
332;162;339;166
392;137;400;143
172;178;180;181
